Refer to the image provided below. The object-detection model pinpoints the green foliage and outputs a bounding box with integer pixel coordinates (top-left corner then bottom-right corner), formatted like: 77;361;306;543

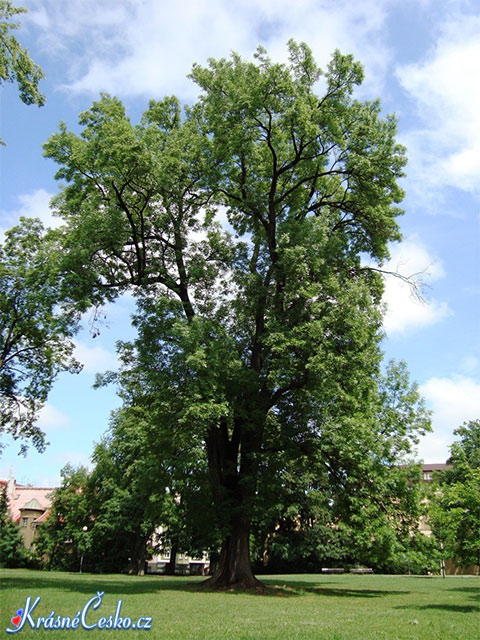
0;487;27;567
253;362;431;574
0;0;44;143
36;402;216;574
0;220;80;454
376;360;431;460
93;357;219;567
447;419;480;476
87;405;181;574
428;420;480;571
35;464;91;571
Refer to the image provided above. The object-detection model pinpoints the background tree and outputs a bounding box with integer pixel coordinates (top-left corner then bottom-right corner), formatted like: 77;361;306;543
44;42;408;588
0;0;45;143
447;419;480;476
0;486;28;567
428;420;480;574
87;404;176;575
93;342;219;575
35;464;91;571
0;220;80;455
37;391;216;575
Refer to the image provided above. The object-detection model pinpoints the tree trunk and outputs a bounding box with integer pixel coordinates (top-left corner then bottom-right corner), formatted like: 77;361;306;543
262;532;273;568
208;548;220;575
204;412;267;590
128;533;147;575
165;540;178;575
203;514;263;589
48;544;57;571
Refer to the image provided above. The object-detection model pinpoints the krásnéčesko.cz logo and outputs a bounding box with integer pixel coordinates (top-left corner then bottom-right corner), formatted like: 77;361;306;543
6;592;152;633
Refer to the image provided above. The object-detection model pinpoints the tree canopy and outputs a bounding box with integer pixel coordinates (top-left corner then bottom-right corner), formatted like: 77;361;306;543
43;41;420;588
37;400;216;575
0;220;80;455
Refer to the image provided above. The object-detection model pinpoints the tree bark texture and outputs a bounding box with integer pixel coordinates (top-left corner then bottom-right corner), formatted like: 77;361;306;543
204;514;263;589
204;418;265;589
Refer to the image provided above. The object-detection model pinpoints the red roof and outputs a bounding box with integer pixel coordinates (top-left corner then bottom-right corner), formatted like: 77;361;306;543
33;509;51;524
422;463;452;472
7;483;55;523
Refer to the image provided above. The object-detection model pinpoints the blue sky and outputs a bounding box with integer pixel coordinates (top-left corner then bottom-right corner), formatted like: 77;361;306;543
1;0;479;486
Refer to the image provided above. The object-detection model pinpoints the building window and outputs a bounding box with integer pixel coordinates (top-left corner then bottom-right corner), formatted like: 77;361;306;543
22;517;28;527
423;472;432;481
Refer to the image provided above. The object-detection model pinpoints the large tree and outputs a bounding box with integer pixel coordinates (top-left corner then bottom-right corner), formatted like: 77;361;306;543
44;42;407;588
0;220;80;454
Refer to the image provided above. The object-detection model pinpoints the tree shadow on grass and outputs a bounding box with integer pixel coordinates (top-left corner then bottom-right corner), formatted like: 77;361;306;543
2;571;411;599
447;586;480;598
396;604;480;614
259;578;409;598
283;586;408;598
196;580;409;598
1;572;200;596
447;586;480;606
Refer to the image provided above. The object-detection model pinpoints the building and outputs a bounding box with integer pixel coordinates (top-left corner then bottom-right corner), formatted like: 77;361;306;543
145;549;210;576
420;463;451;483
1;477;54;549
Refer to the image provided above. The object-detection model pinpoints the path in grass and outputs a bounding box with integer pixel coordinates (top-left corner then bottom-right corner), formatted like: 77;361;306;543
1;570;478;639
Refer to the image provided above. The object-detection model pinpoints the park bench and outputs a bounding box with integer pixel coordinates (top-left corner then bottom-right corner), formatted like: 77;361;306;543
321;568;345;574
350;568;374;574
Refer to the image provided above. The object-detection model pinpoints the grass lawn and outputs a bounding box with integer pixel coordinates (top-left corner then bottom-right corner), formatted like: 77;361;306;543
0;570;478;639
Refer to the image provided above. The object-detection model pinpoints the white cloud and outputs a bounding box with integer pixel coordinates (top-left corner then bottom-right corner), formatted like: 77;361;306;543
73;340;118;373
420;375;480;432
37;404;71;433
26;0;391;101
0;189;57;241
417;374;480;462
416;432;453;464
396;14;480;199
381;237;451;334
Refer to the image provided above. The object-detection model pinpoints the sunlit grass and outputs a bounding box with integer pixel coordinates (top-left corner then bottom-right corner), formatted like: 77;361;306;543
1;570;478;639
